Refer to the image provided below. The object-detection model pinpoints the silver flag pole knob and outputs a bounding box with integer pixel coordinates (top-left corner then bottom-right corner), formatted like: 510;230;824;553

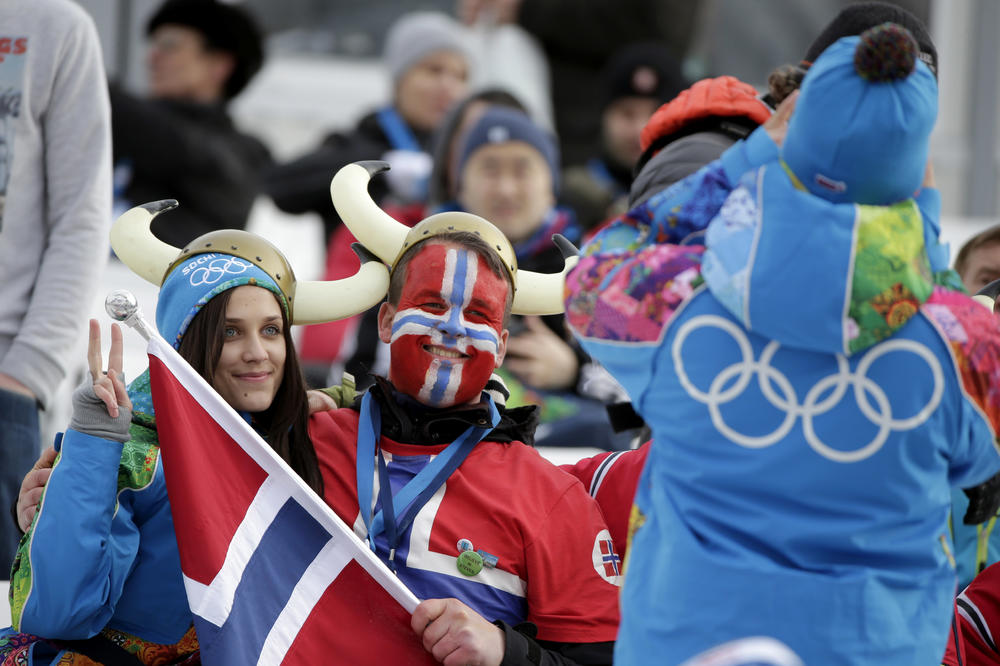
105;290;154;341
105;289;138;320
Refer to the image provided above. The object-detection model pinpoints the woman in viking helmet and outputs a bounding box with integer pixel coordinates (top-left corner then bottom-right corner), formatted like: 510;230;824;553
1;201;388;665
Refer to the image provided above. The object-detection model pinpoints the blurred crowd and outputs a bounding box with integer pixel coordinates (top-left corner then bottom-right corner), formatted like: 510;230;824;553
4;0;1000;664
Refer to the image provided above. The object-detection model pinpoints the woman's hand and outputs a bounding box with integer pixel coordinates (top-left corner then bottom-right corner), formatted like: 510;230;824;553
16;445;57;532
307;389;340;414
69;319;134;443
88;319;131;417
763;89;798;148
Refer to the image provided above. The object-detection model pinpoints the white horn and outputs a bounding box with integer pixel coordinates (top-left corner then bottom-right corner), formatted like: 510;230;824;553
973;294;997;310
293;244;389;324
330;161;408;266
974;278;1000;312
512;234;580;315
110;200;182;285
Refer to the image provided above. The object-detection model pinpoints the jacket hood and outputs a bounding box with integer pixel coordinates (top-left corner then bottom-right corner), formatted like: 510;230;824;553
701;163;934;355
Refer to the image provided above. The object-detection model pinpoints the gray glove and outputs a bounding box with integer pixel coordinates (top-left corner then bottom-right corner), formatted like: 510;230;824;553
69;379;132;443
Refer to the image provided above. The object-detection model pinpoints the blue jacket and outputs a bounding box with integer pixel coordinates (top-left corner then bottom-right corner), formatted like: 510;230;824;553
6;373;193;663
565;128;1000;664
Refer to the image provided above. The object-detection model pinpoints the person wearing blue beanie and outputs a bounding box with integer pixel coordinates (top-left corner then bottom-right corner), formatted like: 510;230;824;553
452;106;634;451
455;106;561;220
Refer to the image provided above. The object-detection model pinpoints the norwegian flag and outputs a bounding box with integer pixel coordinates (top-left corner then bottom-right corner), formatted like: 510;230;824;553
146;332;435;665
599;538;621;577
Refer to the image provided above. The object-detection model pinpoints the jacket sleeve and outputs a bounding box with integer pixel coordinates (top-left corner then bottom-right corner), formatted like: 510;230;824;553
921;289;1000;490
579;127;776;259
264;129;391;219
498;621;614;666
2;9;111;408
565;128;776;404
10;429;139;638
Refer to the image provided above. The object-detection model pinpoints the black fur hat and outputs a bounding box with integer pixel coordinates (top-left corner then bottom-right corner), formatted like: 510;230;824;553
602;42;687;111
802;1;936;77
147;0;264;99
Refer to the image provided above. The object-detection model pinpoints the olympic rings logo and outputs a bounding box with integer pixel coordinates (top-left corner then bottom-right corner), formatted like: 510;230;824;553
671;315;944;463
187;257;251;286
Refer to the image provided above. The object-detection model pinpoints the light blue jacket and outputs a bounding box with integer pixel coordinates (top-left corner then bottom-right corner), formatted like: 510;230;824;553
565;128;1000;664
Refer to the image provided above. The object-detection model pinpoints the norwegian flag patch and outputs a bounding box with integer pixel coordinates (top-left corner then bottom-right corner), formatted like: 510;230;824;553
592;529;622;586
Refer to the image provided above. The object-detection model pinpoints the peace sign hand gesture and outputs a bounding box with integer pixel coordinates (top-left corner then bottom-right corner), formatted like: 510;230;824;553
68;319;133;443
88;319;131;418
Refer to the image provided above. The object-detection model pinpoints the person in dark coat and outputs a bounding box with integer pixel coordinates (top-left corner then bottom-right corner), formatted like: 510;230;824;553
450;107;633;449
266;11;472;384
458;0;700;166
265;11;472;242
112;0;272;247
561;42;686;231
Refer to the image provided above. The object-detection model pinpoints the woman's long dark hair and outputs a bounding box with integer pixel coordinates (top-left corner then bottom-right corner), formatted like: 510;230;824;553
177;288;323;496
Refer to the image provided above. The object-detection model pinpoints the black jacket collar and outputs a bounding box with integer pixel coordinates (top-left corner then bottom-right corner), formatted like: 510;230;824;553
357;377;539;447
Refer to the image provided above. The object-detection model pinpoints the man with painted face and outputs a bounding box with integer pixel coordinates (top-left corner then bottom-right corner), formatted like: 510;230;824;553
311;169;620;665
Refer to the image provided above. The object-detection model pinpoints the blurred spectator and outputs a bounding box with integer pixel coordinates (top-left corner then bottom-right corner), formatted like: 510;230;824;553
267;10;471;240
268;11;472;385
112;0;271;247
454;106;631;449
458;0;701;166
311;87;528;389
955;225;1000;295
0;0;111;572
427;87;528;212
562;42;686;231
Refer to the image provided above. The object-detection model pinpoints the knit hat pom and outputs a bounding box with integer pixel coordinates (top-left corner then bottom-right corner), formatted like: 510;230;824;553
854;23;918;82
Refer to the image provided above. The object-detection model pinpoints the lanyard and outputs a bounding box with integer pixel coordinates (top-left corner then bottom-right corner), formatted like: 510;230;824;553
376;106;422;152
585;157;625;197
355;390;500;570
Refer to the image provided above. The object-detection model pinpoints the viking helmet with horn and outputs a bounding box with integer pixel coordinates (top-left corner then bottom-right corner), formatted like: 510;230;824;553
330;161;578;315
111;200;389;344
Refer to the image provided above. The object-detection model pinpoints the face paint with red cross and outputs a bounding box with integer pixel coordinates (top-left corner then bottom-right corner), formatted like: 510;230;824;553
388;243;508;407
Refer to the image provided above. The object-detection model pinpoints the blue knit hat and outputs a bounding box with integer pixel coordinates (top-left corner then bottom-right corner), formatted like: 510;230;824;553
781;23;937;206
456;107;560;195
156;252;286;349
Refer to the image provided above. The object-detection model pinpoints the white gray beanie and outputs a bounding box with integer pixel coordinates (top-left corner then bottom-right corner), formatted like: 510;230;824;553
383;11;471;85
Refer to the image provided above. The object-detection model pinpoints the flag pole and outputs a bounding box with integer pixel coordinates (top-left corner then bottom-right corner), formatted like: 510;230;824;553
105;289;155;342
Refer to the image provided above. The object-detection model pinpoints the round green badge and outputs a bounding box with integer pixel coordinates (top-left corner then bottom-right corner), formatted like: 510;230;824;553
456;550;484;577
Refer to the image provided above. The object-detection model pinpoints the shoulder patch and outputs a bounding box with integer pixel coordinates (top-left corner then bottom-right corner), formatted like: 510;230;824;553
592;529;623;587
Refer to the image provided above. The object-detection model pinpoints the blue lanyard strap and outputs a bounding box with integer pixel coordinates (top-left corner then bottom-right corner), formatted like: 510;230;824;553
376;106;422;152
585;157;623;195
356;391;501;560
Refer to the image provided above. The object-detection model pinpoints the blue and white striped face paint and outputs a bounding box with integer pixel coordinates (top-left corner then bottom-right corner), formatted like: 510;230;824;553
387;244;508;407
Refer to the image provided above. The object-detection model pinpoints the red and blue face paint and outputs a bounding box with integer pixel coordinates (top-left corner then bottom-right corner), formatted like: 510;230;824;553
389;243;508;407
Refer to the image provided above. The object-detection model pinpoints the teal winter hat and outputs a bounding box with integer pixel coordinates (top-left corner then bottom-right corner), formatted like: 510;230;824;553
156;253;285;349
781;23;937;206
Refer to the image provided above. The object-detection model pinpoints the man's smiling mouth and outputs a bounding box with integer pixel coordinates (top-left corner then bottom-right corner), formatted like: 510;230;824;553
424;344;468;359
